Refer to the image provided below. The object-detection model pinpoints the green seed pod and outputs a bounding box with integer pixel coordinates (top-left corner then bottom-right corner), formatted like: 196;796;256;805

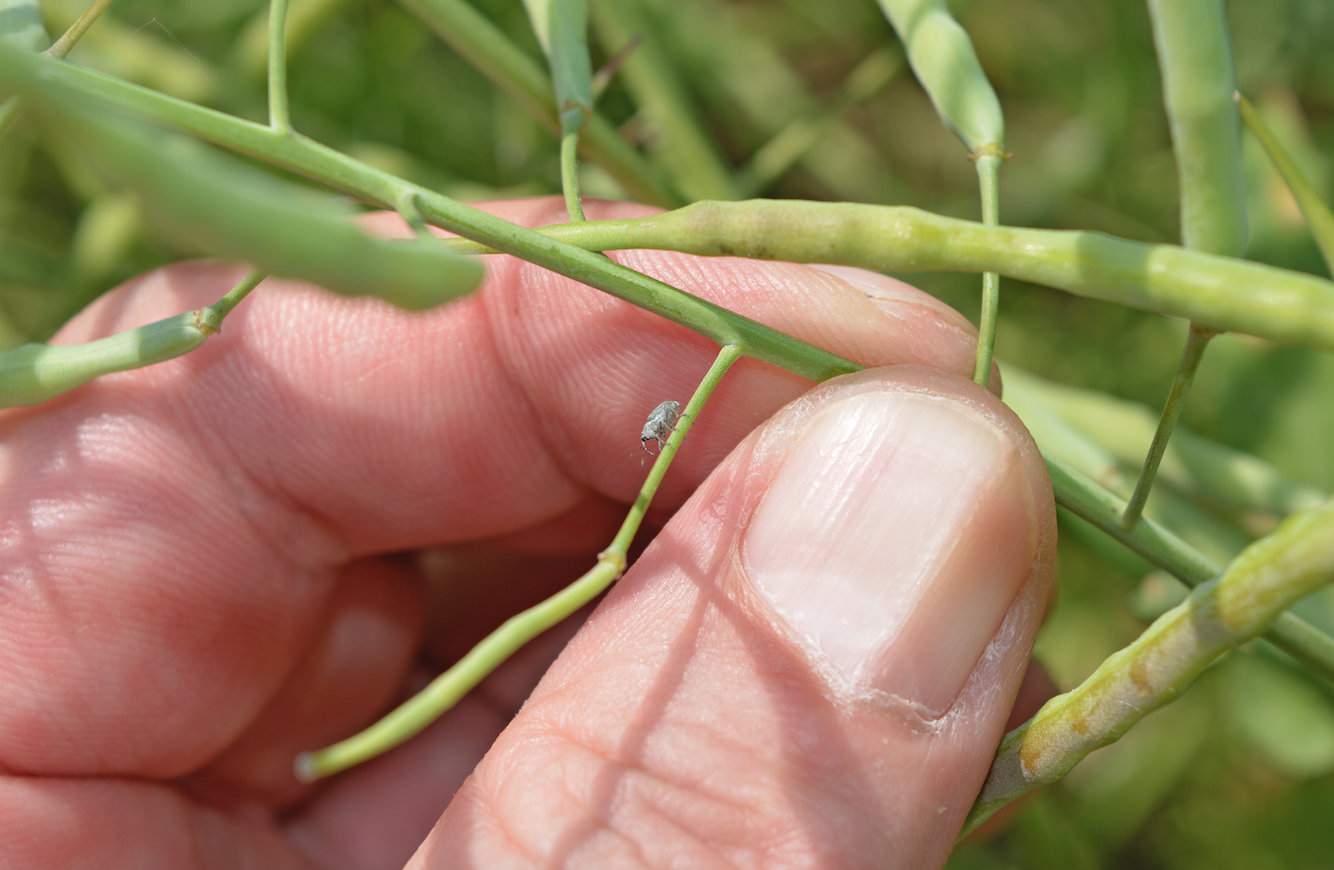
54;108;484;312
875;0;1003;155
1147;0;1248;257
522;0;592;135
0;311;207;408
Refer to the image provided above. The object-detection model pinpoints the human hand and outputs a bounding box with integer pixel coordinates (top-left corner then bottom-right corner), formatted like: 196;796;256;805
1;199;1055;868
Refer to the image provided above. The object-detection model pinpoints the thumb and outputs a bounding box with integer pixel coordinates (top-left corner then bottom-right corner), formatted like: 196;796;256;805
415;366;1056;868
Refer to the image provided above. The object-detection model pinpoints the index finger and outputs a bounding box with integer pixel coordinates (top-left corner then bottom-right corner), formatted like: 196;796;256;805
0;197;987;779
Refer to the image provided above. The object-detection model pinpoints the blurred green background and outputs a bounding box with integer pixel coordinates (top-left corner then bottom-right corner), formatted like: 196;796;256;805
4;1;1334;866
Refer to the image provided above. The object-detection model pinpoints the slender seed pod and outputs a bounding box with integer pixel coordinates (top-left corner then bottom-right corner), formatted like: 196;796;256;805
522;0;593;221
522;0;592;135
0;312;208;407
875;0;1002;157
296;346;742;780
501;200;1334;352
33;99;483;311
0;272;263;409
1148;0;1248;257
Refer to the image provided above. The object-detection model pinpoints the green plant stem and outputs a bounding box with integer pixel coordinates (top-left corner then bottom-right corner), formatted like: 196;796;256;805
395;0;678;207
974;153;1001;386
299;562;618;781
1121;325;1213;528
0;271;262;407
236;0;349;78
296;344;743;780
394;190;430;238
205;271;265;323
449;201;1334;352
965;499;1334;836
590;0;740;201
267;0;291;132
1007;374;1332;672
1237;93;1334;274
1147;0;1248;258
0;45;852;380
590;32;639;99
560;129;584;221
44;0;111;59
41;0;219;102
875;0;1006;388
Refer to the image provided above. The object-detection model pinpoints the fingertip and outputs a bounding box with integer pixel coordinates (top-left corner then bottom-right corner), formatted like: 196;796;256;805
426;365;1054;865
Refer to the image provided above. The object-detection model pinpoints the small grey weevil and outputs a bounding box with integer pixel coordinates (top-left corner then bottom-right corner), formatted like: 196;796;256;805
641;400;682;455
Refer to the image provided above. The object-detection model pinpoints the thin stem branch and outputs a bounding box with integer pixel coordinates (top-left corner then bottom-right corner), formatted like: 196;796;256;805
590;0;740;201
604;344;742;560
1004;366;1326;519
590;33;640;99
201;270;265;328
267;0;291;132
1121;325;1213;528
1237;92;1334;274
394;190;431;238
1;0;112;142
296;344;743;781
973;152;1001;386
397;0;678;207
44;0;113;60
560;129;585;221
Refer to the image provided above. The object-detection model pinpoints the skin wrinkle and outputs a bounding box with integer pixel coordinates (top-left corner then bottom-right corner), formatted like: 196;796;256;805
176;396;347;580
620;789;748;870
155;477;336;777
473;776;546;868
542;719;759;823
4;417;294;776
476;259;599;523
